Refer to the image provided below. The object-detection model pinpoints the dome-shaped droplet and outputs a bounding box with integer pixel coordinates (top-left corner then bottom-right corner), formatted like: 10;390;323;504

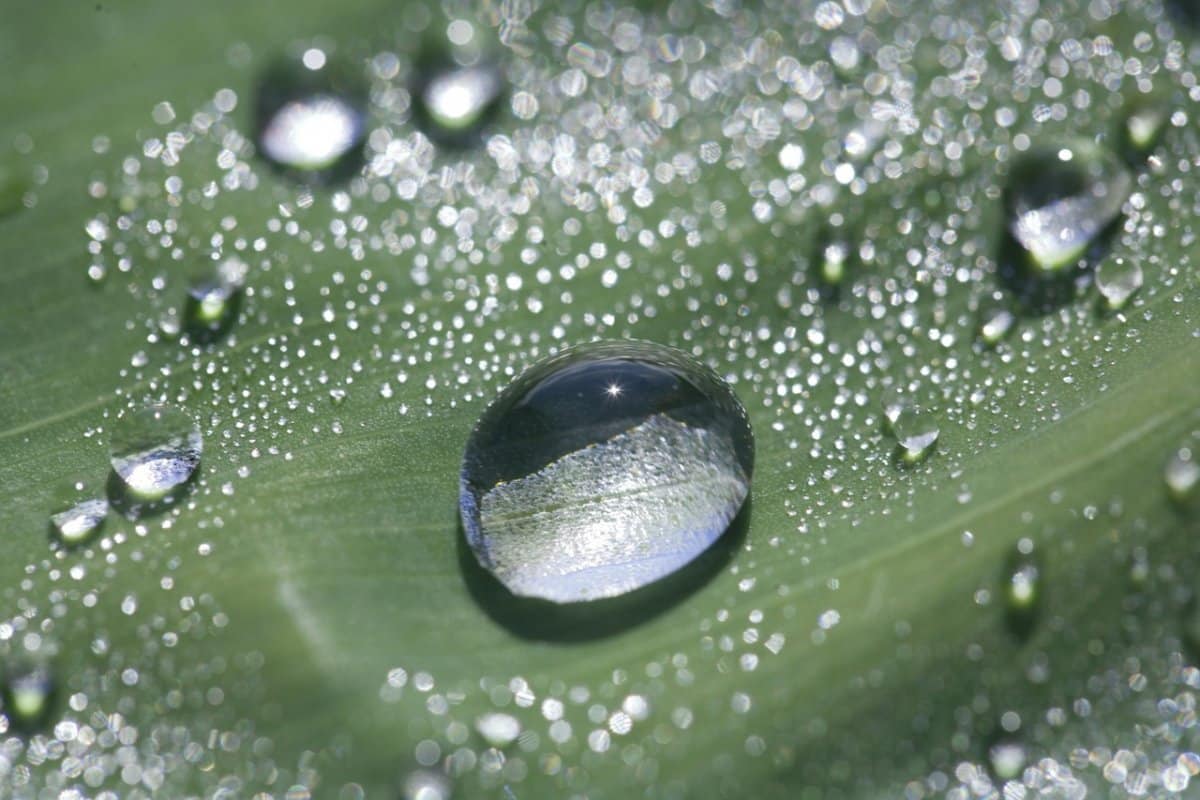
110;404;202;501
1166;445;1199;507
460;340;754;604
2;663;53;730
413;60;504;147
886;398;938;464
256;48;367;179
50;498;108;547
1095;257;1143;310
185;257;247;341
1003;140;1132;272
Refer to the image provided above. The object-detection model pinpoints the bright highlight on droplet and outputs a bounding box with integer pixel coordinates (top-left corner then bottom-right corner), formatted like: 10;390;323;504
459;340;754;603
259;95;365;172
110;404;202;501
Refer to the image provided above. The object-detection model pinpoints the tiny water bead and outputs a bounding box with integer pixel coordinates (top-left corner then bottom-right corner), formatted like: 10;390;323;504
256;48;367;178
459;340;754;604
110;404;202;501
1;663;54;730
49;498;108;547
1121;97;1169;159
1095;257;1143;310
1003;140;1132;273
412;59;504;147
886;399;938;464
819;237;850;286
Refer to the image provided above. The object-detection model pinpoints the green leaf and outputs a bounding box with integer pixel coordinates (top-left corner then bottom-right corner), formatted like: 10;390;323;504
1;1;1198;798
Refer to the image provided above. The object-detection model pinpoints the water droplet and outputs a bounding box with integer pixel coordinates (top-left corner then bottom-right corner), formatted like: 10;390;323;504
880;386;908;434
49;498;108;547
2;663;54;730
989;738;1028;781
185;257;247;341
256;50;367;179
1003;140;1131;273
1095;257;1143;310
110;404;202;503
1165;445;1199;507
459;340;754;603
978;305;1016;346
401;769;452;800
475;712;520;747
819;237;850;286
1121;97;1168;158
1004;544;1042;639
889;402;938;463
413;60;504;147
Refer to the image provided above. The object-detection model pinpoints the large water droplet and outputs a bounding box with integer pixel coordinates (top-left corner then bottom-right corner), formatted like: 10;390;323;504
185;257;247;341
978;305;1015;346
459;341;754;603
1003;140;1132;273
2;663;54;730
50;498;108;547
256;48;367;179
110;404;202;502
413;59;503;147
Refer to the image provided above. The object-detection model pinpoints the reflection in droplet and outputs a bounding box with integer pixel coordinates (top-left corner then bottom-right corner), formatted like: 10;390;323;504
110;404;202;502
402;769;452;800
50;498;108;547
1095;257;1143;310
889;401;938;463
0;163;29;219
1003;140;1132;273
1004;542;1042;640
256;50;367;179
413;61;504;147
185;257;247;341
820;238;850;286
475;712;520;747
978;305;1015;346
2;663;54;730
460;340;754;603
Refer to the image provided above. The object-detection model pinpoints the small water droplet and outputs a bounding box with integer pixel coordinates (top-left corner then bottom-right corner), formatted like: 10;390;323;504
256;50;367;179
1165;445;1199;506
413;59;504;147
460;340;754;603
1004;543;1042;639
185;257;247;341
2;663;54;730
978;305;1016;346
1003;140;1131;273
989;738;1028;781
1095;257;1143;310
888;401;938;463
475;712;520;747
49;498;108;547
110;404;202;503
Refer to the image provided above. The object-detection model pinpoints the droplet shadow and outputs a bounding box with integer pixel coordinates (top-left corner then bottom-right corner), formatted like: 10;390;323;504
457;497;752;643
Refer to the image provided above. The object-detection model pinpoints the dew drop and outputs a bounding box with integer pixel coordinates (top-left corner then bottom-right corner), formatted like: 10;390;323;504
1165;446;1199;506
110;404;202;502
2;663;54;730
889;402;938;463
49;498;108;547
413;60;504;147
1003;140;1132;273
1121;97;1168;158
459;340;754;603
256;50;367;179
978;305;1016;346
819;237;850;286
989;738;1028;781
1004;543;1042;639
401;769;452;800
475;712;520;747
1095;257;1143;310
185;257;247;341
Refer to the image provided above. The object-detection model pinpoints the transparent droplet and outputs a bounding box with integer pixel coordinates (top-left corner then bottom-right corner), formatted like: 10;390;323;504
1121;96;1168;157
402;770;452;800
2;663;54;730
1004;544;1041;639
880;386;909;434
459;340;754;603
1166;446;1199;506
989;739;1028;781
110;404;202;502
50;498;108;547
413;61;503;146
1004;140;1132;272
256;51;367;178
1095;257;1143;310
820;238;850;285
978;305;1015;346
185;257;247;340
475;712;520;747
889;403;938;463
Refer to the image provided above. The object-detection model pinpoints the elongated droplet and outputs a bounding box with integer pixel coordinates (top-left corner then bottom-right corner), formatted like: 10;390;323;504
1004;140;1131;272
2;663;53;730
50;498;108;547
413;60;503;147
1095;257;1143;309
1166;445;1199;506
881;386;908;434
110;404;202;501
460;340;754;603
256;48;367;178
